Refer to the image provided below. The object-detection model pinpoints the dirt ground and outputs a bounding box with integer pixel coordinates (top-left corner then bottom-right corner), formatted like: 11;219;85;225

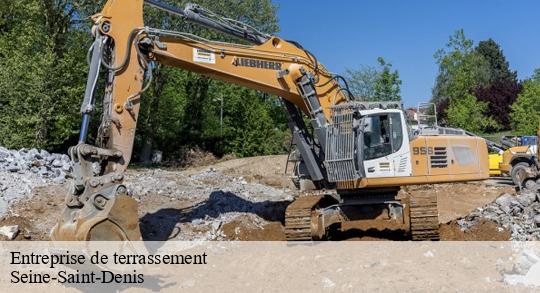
0;155;518;241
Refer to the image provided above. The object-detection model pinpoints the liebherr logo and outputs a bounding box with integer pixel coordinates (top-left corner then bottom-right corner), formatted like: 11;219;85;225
232;57;282;70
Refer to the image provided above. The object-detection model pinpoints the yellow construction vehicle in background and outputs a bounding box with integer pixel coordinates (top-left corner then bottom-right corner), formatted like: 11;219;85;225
482;138;505;176
498;134;540;188
489;153;503;176
50;0;489;242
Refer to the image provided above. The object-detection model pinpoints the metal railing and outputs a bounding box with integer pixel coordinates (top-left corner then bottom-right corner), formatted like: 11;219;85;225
324;106;359;182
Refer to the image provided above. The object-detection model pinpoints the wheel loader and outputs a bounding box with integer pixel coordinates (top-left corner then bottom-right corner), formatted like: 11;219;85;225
50;0;489;241
498;133;540;189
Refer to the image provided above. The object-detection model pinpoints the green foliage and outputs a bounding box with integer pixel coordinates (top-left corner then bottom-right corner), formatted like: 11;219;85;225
510;80;540;135
218;87;289;157
471;38;520;131
132;0;287;160
373;57;401;101
345;57;401;101
475;38;517;83
430;29;508;132
431;29;490;104
344;66;378;100
446;94;498;133
0;0;289;160
0;0;90;150
531;68;540;82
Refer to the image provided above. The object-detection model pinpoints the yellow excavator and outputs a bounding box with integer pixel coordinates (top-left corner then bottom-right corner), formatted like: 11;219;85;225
50;0;489;241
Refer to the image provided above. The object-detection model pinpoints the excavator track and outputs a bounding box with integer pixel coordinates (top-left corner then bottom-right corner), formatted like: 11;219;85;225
409;193;440;241
284;195;324;241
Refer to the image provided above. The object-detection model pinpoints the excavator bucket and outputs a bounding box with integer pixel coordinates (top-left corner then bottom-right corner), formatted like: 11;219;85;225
50;184;142;241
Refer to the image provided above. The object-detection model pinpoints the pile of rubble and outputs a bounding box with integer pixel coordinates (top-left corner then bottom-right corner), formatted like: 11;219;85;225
126;167;292;203
0;147;71;217
0;147;71;182
129;167;293;241
458;191;540;240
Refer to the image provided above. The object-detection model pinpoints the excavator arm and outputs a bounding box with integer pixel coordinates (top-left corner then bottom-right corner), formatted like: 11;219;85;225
51;0;350;241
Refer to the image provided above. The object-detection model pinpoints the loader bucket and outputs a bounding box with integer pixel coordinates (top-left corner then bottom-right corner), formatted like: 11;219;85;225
50;185;142;241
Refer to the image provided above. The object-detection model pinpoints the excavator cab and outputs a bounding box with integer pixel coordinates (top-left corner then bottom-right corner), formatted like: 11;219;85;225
363;112;405;162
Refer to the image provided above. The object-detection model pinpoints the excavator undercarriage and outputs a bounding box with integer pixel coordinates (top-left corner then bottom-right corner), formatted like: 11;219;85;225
284;189;439;241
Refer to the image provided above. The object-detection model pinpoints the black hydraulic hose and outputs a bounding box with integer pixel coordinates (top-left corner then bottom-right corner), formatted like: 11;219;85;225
144;0;269;45
145;0;187;17
316;74;354;101
100;29;144;72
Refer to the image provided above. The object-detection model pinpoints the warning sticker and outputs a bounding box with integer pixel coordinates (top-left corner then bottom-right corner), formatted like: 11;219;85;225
193;48;216;64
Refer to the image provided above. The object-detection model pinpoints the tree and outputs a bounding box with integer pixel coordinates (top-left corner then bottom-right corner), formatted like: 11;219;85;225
472;39;520;130
0;0;289;161
345;57;401;101
431;29;490;104
431;29;498;130
134;0;287;161
374;57;402;101
474;79;522;130
510;80;540;135
0;1;94;150
446;94;498;133
344;66;378;100
220;88;289;157
475;38;517;83
531;68;540;82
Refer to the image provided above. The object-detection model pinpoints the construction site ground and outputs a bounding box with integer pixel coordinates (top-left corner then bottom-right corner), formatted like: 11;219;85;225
0;155;518;241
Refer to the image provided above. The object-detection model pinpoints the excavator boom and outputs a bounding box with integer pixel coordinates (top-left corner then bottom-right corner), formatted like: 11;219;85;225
51;0;349;241
51;0;488;241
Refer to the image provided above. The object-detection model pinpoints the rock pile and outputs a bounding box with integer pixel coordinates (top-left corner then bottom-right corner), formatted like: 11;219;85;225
129;167;293;241
458;191;540;240
0;147;71;184
0;147;71;217
0;225;19;240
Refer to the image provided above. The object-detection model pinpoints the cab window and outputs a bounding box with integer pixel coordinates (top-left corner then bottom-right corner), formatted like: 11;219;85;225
363;113;403;160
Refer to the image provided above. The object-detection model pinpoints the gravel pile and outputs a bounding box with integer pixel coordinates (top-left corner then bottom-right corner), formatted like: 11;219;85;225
128;167;294;241
126;168;292;203
0;147;71;183
0;147;71;217
458;191;540;240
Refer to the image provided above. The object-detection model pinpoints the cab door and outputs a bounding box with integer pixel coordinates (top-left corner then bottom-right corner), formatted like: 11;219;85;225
363;112;411;178
391;113;412;177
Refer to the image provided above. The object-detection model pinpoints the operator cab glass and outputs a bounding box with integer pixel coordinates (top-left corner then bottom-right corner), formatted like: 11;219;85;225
521;136;538;146
363;113;403;160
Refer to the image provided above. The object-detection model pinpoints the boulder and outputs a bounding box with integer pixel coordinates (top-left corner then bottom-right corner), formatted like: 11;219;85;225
61;162;71;172
7;165;20;172
517;193;536;207
52;174;66;184
496;193;515;208
40;149;50;158
534;215;540;227
38;166;48;176
51;159;63;168
0;225;19;240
